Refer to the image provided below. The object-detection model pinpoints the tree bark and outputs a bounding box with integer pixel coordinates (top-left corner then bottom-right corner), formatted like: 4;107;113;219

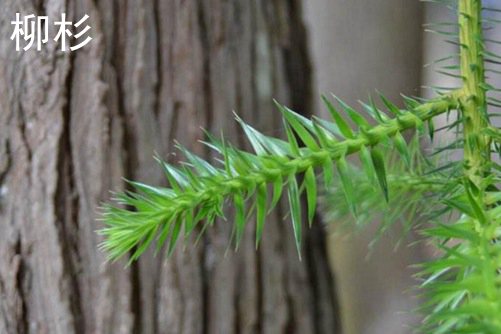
0;1;339;333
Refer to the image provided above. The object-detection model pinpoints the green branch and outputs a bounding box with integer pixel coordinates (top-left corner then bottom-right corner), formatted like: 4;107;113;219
459;0;491;185
100;94;458;261
418;2;501;332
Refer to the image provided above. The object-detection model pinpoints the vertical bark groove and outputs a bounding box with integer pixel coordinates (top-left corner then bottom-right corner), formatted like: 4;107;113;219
54;49;85;334
13;237;28;334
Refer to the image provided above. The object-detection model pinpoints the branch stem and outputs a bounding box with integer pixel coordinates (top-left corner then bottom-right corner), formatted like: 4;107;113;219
459;0;491;187
133;95;458;224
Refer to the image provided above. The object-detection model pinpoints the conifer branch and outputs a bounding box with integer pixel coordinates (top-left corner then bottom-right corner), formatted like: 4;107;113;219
99;94;458;261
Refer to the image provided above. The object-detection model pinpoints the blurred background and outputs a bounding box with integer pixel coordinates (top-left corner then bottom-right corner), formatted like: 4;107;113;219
1;1;498;334
304;2;424;333
305;1;500;334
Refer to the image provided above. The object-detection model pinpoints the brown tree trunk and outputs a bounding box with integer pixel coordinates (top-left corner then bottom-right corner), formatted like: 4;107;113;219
0;1;339;333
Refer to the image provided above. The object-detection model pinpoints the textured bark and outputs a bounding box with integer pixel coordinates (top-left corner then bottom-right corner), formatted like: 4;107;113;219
0;1;339;333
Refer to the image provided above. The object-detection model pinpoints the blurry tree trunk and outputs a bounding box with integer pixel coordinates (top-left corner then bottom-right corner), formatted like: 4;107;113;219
0;1;339;334
303;1;423;334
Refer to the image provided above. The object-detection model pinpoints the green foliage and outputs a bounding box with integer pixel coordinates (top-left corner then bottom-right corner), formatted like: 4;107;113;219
99;0;501;332
99;95;456;261
321;136;441;245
